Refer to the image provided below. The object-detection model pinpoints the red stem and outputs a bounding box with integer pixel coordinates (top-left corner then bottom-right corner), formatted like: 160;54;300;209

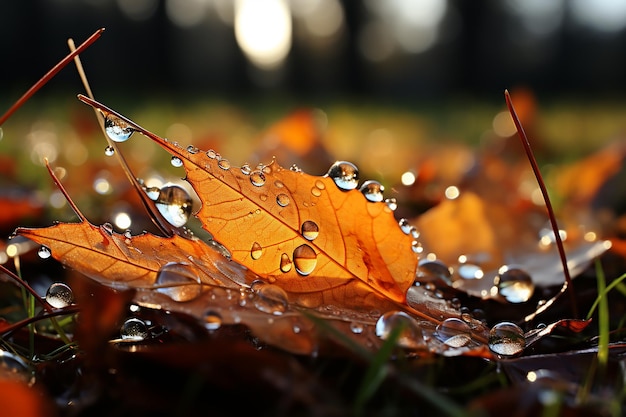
0;28;105;126
504;89;578;319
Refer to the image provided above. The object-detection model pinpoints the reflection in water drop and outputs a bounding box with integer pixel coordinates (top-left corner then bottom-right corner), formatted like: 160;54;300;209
311;187;322;197
416;259;452;284
435;318;471;347
495;266;534;303
186;145;199;154
38;246;52;259
280;253;292;272
293;244;317;275
300;220;319;241
327;161;359;190
155;184;193;227
350;322;364;334
145;186;160;200
252;281;289;315
218;158;231;170
104;114;134;142
206;149;217;159
398;218;412;234
241;163;251;175
250;242;263;260
385;198;397;211
203;310;222;330
120;318;149;341
360;180;384;202
488;321;525;357
155;262;202;302
375;311;423;349
276;193;290;207
250;170;266;186
46;282;74;308
104;145;115;156
171;156;183;167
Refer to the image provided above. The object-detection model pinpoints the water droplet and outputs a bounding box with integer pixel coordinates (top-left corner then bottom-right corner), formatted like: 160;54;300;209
124;229;132;239
120;318;148;341
276;193;290;207
399;218;412;234
38;246;51;259
298;221;319;241
250;242;263;260
145;186;160;200
457;263;484;280
218;158;231;170
45;282;74;308
327;161;359;190
350;322;364;334
186;145;198;154
495;266;534;303
315;180;325;190
280;253;292;273
293;244;317;276
488;322;525;357
155;262;202;302
385;198;397;211
274;180;284;188
435;318;471;347
104;114;134;142
411;241;422;254
170;156;183;167
104;145;115;156
241;163;251;175
310;187;322;197
102;222;114;235
203;310;222;330
252;281;289;315
375;311;423;349
155;184;193;227
360;180;384;202
250;170;266;186
290;164;301;172
416;259;452;284
206;149;217;159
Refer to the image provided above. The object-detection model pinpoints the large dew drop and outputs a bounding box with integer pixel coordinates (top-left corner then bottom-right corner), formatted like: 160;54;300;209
104;114;134;142
276;193;290;207
488;321;526;357
250;170;266;186
120;318;149;341
494;266;534;303
360;180;385;202
155;184;193;228
279;253;292;273
300;220;319;241
155;262;203;302
250;242;263;260
435;317;471;347
327;161;359;190
251;281;289;315
375;311;424;349
38;246;51;259
45;282;74;308
293;244;317;276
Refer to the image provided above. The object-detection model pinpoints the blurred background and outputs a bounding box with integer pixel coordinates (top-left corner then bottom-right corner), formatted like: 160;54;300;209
2;0;626;238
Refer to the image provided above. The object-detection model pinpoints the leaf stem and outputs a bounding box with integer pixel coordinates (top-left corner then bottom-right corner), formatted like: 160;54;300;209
0;28;105;126
504;90;578;319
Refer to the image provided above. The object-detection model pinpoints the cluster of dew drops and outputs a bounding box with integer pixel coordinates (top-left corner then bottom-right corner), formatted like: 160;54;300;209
34;114;529;358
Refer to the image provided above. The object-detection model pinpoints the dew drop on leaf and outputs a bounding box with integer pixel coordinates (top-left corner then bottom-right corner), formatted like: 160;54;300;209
360;180;385;202
327;161;359;190
495;266;534;303
250;242;263;260
240;163;251;175
104;114;134;142
293;244;317;276
385;198;397;211
251;281;289;315
206;149;217;159
203;310;222;330
488;321;525;357
155;262;203;302
435;317;471;347
250;170;266;186
398;218;412;234
38;246;51;259
218;158;231;170
300;220;319;241
104;145;115;156
102;222;114;235
350;322;364;334
155;184;193;227
186;145;199;154
375;311;424;349
311;187;322;197
170;156;183;168
45;282;74;308
279;253;292;273
276;193;290;207
120;317;149;341
416;259;452;284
